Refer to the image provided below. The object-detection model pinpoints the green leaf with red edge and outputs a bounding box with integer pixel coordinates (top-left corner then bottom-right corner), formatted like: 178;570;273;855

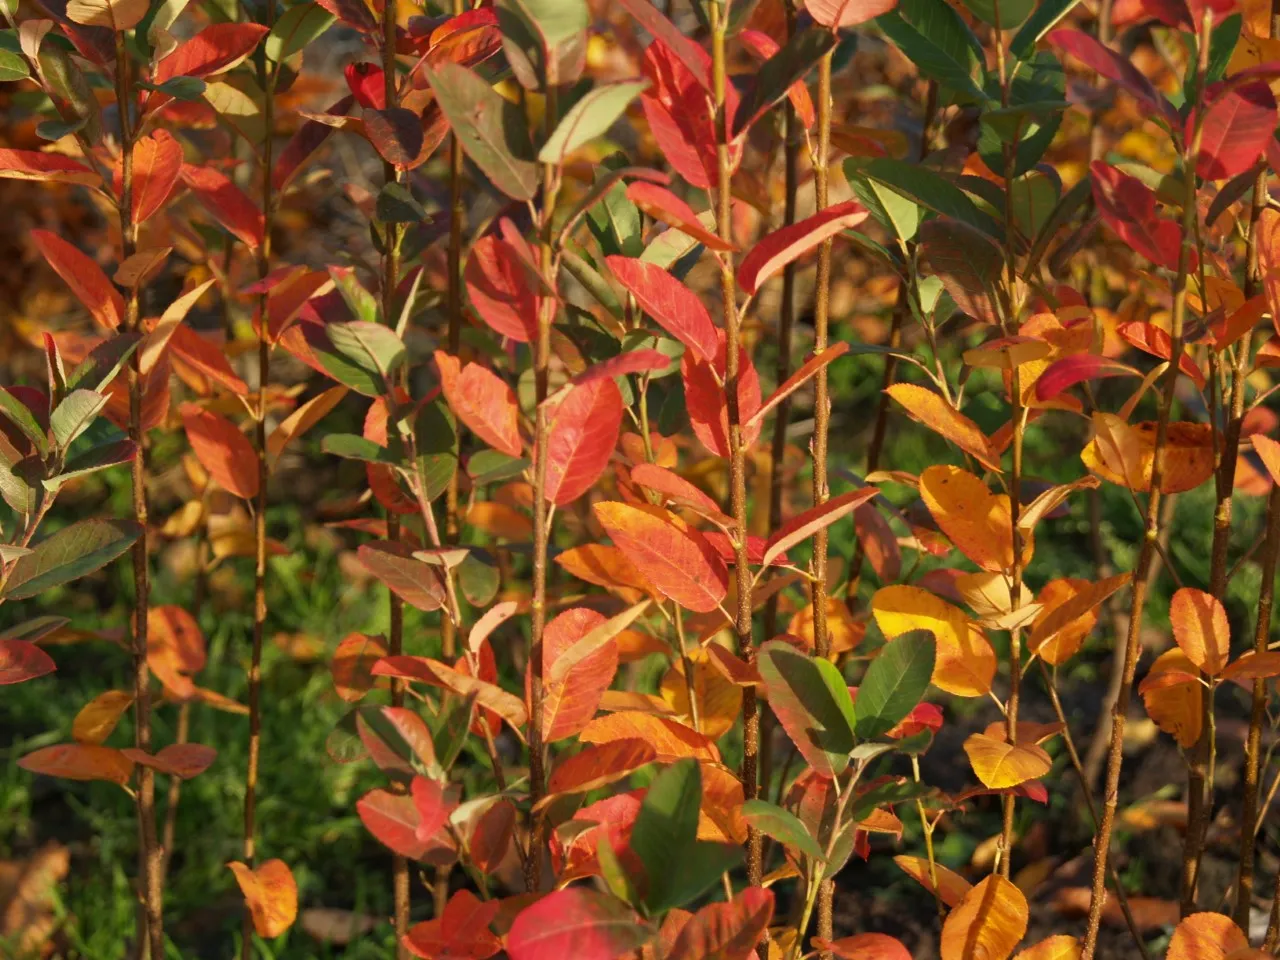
742;199;870;293
756;639;857;778
2;518;142;601
1193;81;1277;180
435;351;522;457
425;63;539;201
605;255;718;362
666;887;774;960
0;640;56;684
181;404;259;500
763;487;880;567
403;890;502;959
356;542;446;612
31;230;125;331
545;379;623;505
593;502;728;613
18;743;134;784
506;887;650;960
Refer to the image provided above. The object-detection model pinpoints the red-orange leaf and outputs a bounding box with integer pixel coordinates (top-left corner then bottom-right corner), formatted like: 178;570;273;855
626;181;733;251
181;404;259;500
18;743;134;784
764;487;880;567
738;200;868;294
357;788;435;860
1167;912;1249;960
465;234;539;342
606;255;718;362
403;889;501;960
545;739;656;797
667;886;773;960
506;888;649;960
545;380;623;505
435;351;521;457
539;608;620;742
594;502;728;613
814;933;913;960
118;131;183;222
31;230;125;331
122;743;216;779
227;859;297;938
0;149;100;185
0;639;56;685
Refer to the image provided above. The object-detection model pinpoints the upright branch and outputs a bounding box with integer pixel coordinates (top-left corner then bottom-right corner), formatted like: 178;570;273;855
378;2;412;947
242;6;277;957
709;1;761;886
116;30;165;960
810;45;837;948
1081;17;1210;958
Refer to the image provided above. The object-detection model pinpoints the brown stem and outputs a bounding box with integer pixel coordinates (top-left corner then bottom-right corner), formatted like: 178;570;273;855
241;13;277;957
159;701;190;882
709;5;760;887
1247;488;1280;939
524;84;561;895
115;31;164;960
1081;23;1208;957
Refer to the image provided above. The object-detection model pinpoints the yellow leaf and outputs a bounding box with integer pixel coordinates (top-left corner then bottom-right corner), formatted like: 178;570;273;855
963;733;1052;789
940;874;1028;960
872;585;996;697
920;465;1033;573
71;691;134;745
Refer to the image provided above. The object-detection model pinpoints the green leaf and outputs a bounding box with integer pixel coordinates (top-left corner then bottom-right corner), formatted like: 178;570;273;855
0;390;48;456
977;51;1065;176
853;630;935;740
467;450;529;484
2;518;141;600
756;640;857;778
1009;169;1060;240
328;268;378;324
44;439;135;491
876;10;985;103
415;398;458;503
66;333;140;393
847;172;921;243
138;75;206;100
848;778;931;823
846;156;1001;239
960;0;1036;30
0;47;30;82
425;63;539;201
1207;13;1242;85
458;551;501;607
326;321;407;388
1010;0;1081;60
376;182;427;224
266;2;334;61
732;26;837;135
49;389;107;450
740;799;826;861
539;80;648;164
322;433;402;464
500;0;589;48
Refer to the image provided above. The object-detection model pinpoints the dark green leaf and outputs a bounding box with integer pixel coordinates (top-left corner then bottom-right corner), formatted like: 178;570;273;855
740;799;826;861
539;80;647;164
757;640;857;778
1010;0;1081;60
3;518;141;600
266;2;335;61
376;182;428;224
732;26;837;135
876;10;985;102
0;390;48;456
853;630;935;740
845;156;1001;238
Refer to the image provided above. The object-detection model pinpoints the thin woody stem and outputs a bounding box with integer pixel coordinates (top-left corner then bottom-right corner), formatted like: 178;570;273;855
115;29;164;960
709;0;761;887
1081;18;1209;957
242;6;277;957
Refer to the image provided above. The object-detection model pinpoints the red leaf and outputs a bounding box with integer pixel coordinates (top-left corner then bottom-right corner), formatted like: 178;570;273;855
122;743;216;779
364;107;424;168
739;201;866;295
615;0;712;92
1048;29;1173;122
748;343;849;430
357;788;433;860
667;887;774;960
180;164;265;249
1034;354;1140;402
683;332;763;457
404;890;501;959
154;23;270;84
805;0;901;27
168;323;250;396
0;149;100;185
605;255;719;362
465;235;539;342
31;230;125;331
1193;81;1277;180
629;463;722;515
594;502;729;613
435;351;521;457
740;30;816;128
274;95;354;192
1090;162;1187;272
1117;321;1204;387
410;775;451;844
181;404;260;500
626;181;734;251
0;639;56;685
545;379;623;506
117;131;182;222
344;62;385;109
571;349;673;386
506;888;649;960
764;487;881;567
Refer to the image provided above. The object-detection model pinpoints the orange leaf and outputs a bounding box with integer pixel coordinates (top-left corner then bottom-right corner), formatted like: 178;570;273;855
763;487;880;567
266;385;348;467
123;130;183;222
1222;650;1280;684
1170;587;1230;676
18;743;134;784
594;502;728;613
578;710;720;762
331;633;388;702
893;855;972;907
227;859;298;939
963;733;1052;789
435;351;522;457
920;465;1032;574
555;544;654;600
1028;574;1130;664
543;739;656;799
181;404;259;500
666;887;773;960
1253;435;1280;484
31;230;125;331
1082;414;1214;494
72;690;134;744
123;743;216;779
940;874;1028;960
872;585;996;697
1013;935;1082;960
1139;649;1203;748
373;656;528;730
1167;912;1249;960
539;608;620;742
813;933;912;960
887;384;999;470
545;379;623;505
